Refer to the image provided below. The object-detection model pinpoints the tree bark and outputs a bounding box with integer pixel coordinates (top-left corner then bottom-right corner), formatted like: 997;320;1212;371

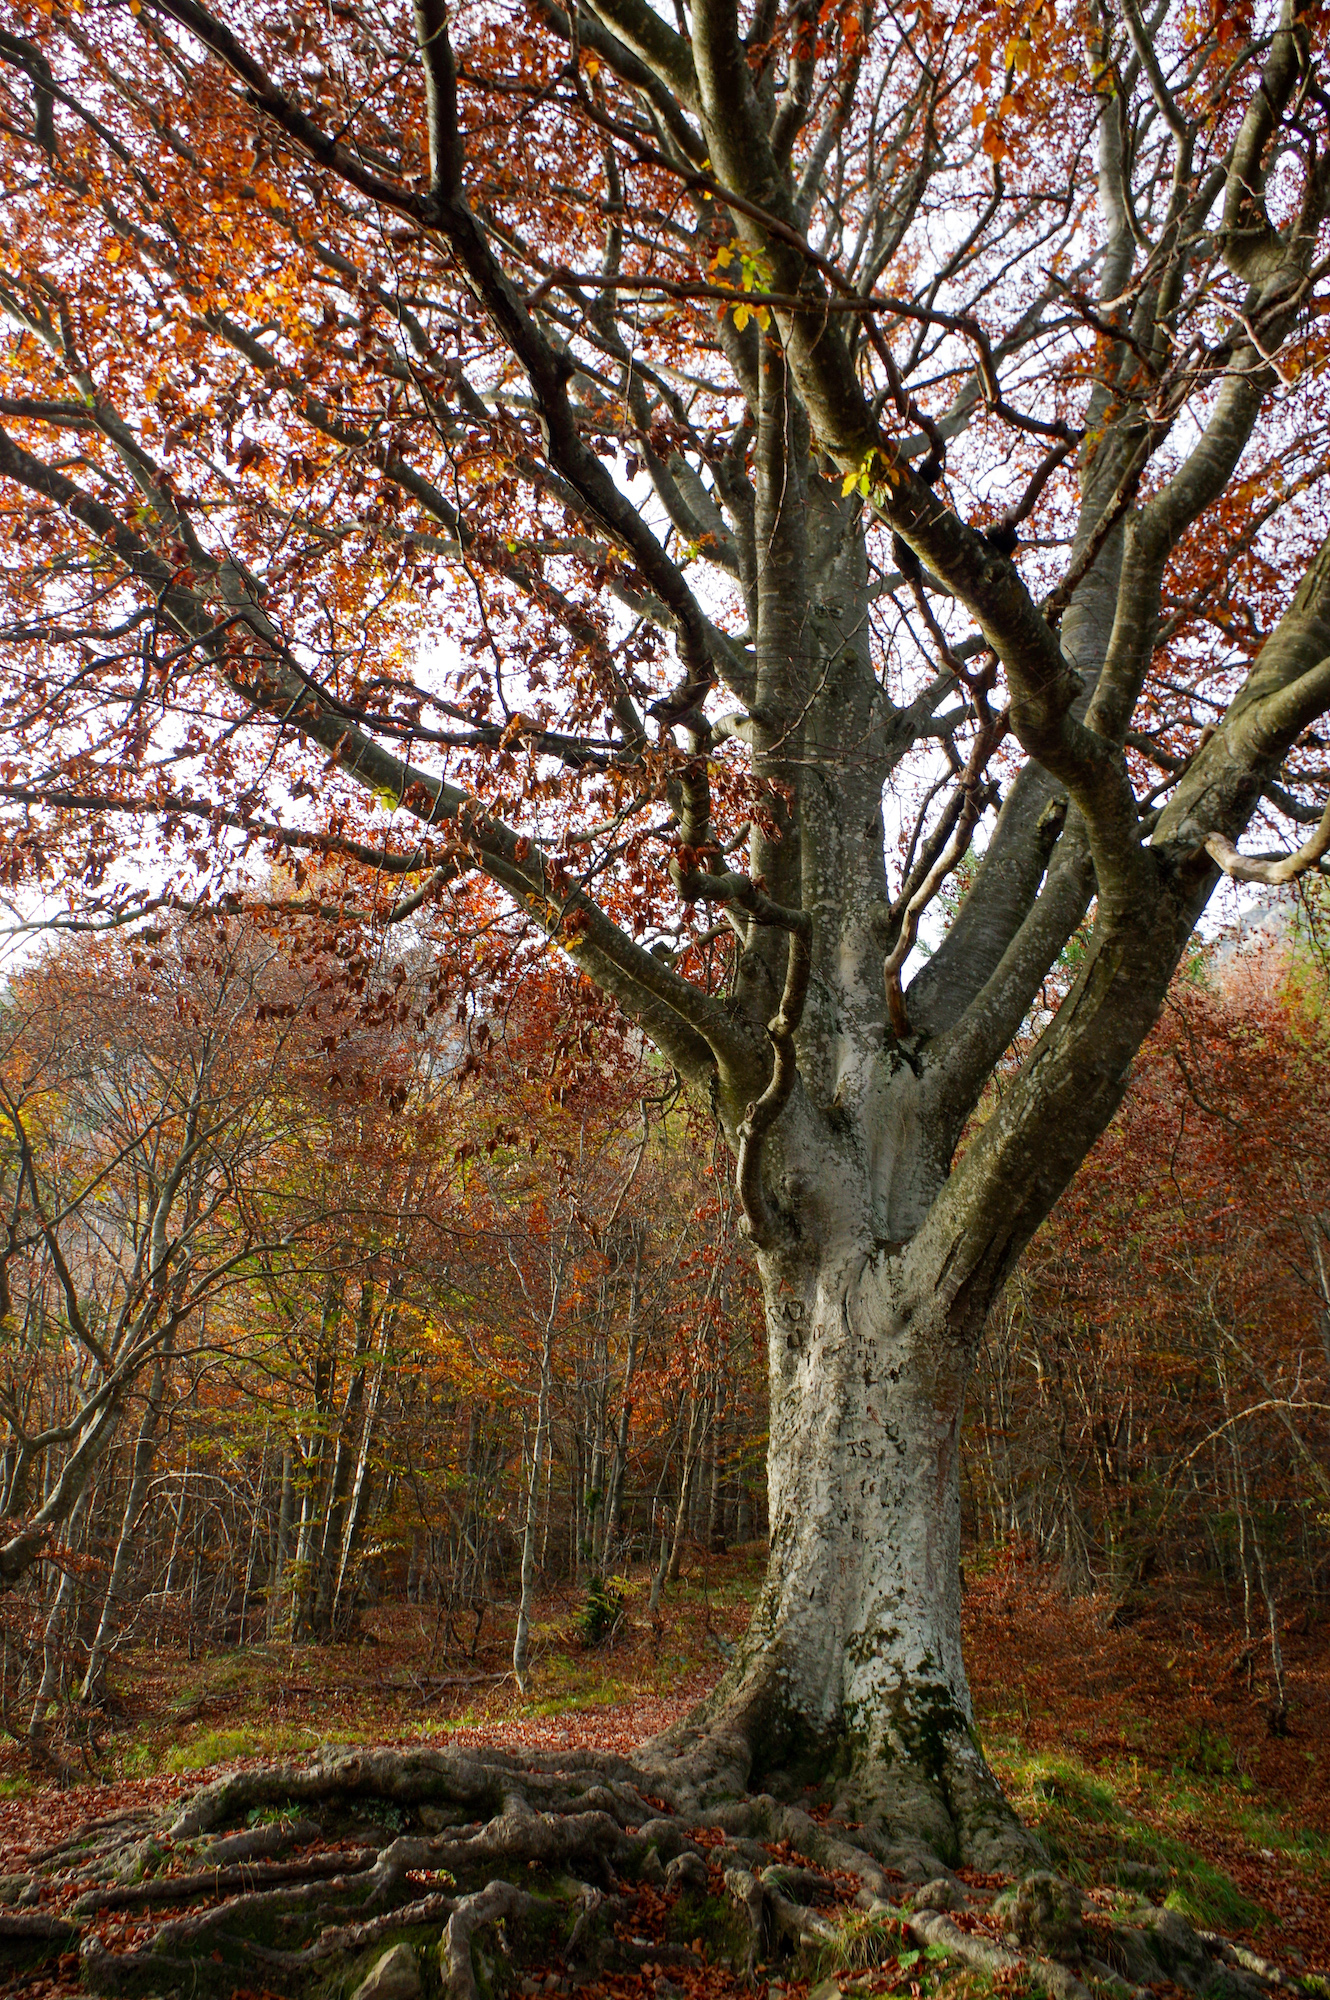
649;1241;1029;1871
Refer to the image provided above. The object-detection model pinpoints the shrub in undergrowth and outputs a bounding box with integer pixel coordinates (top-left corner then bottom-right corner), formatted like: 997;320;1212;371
1175;1725;1237;1777
578;1575;625;1647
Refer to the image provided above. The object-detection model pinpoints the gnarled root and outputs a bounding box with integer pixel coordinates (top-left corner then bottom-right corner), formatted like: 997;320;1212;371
633;1680;1042;1877
723;1861;843;1978
0;1742;1315;2000
442;1879;535;2000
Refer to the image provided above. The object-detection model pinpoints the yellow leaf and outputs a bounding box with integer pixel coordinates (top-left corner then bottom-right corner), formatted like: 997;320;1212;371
732;303;750;331
714;246;733;268
105;242;122;264
584;54;599;77
841;469;860;496
754;305;770;329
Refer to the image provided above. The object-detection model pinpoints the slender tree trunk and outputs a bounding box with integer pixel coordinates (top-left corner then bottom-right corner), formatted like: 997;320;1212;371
30;1492;88;1737
292;1282;341;1640
157;1443;190;1639
665;1392;705;1586
268;1447;296;1638
513;1294;557;1693
708;1338;729;1554
312;1290;374;1637
187;1501;207;1656
600;1231;644;1569
1300;1198;1330;1377
237;1426;268;1646
1238;1456;1288;1732
538;1428;554;1577
332;1303;392;1630
80;1355;167;1702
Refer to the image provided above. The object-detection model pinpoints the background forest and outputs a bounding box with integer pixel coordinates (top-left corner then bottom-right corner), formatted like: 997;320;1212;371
1;889;1325;1751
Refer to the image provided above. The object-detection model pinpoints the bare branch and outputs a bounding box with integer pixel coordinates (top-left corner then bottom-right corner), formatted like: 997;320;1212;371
1205;797;1330;882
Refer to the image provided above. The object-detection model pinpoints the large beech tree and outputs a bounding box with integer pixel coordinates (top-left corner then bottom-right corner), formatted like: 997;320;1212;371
3;0;1330;1868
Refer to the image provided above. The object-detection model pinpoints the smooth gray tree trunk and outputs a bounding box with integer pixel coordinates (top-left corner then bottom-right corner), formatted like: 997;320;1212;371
512;1299;557;1692
80;1354;167;1702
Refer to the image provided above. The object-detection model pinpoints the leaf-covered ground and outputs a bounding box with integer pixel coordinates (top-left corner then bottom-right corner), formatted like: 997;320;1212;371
1;1548;1326;1996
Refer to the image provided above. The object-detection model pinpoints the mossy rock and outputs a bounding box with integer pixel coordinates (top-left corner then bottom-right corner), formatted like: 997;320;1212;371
664;1885;750;1962
1002;1873;1085;1956
346;1941;423;2000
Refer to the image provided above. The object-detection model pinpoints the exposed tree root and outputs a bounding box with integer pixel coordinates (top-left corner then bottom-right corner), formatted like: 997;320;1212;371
442;1881;536;2000
904;1904;1094;2000
635;1695;1042;1879
70;1844;379;1915
0;1742;1316;2000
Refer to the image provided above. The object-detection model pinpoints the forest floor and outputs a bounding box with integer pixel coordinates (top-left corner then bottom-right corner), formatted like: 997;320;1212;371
1;1545;1327;1994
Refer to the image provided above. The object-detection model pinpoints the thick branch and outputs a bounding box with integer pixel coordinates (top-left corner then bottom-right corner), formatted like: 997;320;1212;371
1204;796;1330;882
735;915;812;1251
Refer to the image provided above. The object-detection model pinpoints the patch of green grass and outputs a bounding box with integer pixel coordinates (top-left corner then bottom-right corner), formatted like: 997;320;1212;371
193;1649;283;1695
810;1907;914;1979
1229;1802;1330;1866
150;1721;332;1773
526;1676;631;1719
0;1774;35;1799
244;1804;305;1829
412;1709;483;1739
113;1728;164;1779
994;1747;1264;1936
